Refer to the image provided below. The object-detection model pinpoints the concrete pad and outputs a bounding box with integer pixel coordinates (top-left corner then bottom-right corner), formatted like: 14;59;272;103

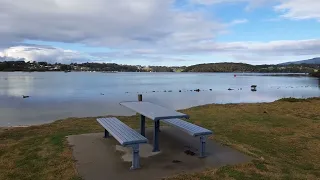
116;144;161;162
68;127;252;180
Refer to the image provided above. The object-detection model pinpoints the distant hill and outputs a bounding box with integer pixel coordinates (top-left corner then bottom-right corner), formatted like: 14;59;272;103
183;62;319;73
280;57;320;65
183;63;257;72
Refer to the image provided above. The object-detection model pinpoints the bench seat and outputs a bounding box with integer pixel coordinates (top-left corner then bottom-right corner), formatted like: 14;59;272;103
162;118;213;157
97;117;148;146
97;117;148;170
162;118;212;137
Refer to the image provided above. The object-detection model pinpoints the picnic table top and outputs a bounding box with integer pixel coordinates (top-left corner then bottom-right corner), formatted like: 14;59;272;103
120;101;189;121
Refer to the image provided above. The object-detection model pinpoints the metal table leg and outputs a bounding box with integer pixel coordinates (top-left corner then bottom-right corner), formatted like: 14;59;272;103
158;121;161;132
104;129;109;138
199;136;206;158
130;144;140;170
140;114;145;136
153;120;160;152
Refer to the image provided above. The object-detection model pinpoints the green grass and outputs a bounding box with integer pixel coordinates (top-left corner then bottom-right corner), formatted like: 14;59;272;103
1;97;320;180
278;97;311;102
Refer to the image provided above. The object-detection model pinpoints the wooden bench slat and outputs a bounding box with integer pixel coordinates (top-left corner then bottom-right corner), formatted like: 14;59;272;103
112;119;146;141
99;118;128;140
99;118;131;143
99;118;145;144
176;119;206;134
162;118;213;137
97;117;148;146
99;118;147;145
169;119;200;132
104;119;132;142
162;118;194;132
101;118;136;141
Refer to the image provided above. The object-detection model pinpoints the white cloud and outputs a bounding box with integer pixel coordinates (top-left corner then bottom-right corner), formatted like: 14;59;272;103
92;39;320;64
191;0;273;10
191;0;245;5
2;39;320;65
229;19;249;25
192;0;320;21
0;0;224;48
0;0;320;65
178;39;320;56
1;46;87;63
275;0;320;21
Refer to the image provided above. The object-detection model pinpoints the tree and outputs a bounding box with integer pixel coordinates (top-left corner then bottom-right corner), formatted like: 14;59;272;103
60;65;72;71
311;70;320;77
38;62;48;66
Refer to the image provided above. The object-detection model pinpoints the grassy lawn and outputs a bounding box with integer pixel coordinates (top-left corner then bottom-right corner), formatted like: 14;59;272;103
1;98;320;180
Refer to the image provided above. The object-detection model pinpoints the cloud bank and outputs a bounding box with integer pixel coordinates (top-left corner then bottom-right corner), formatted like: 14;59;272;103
275;0;320;21
0;0;223;48
1;46;87;63
0;0;319;64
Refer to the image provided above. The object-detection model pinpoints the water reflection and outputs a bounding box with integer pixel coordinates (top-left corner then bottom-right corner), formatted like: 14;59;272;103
0;73;34;97
8;75;34;97
0;72;319;126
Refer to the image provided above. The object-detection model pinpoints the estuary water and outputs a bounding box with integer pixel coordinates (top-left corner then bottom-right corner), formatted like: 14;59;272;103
0;72;319;126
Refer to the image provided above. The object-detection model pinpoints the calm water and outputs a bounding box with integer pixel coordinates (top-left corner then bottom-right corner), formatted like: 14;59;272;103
0;72;319;126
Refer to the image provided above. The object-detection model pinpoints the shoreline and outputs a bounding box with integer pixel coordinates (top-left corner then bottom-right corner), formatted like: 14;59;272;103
1;97;319;129
0;71;315;75
0;98;294;128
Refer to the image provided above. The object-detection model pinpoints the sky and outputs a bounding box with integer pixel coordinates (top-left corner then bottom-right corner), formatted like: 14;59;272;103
0;0;320;66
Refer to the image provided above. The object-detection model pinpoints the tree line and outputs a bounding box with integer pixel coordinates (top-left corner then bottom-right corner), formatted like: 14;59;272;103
1;61;319;74
183;63;320;73
310;71;320;77
0;61;174;72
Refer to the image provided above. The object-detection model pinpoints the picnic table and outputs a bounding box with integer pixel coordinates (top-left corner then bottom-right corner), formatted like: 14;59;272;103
120;101;189;152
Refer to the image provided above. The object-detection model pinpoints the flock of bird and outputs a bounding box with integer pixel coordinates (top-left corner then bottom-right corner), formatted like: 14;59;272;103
21;85;320;98
96;85;319;95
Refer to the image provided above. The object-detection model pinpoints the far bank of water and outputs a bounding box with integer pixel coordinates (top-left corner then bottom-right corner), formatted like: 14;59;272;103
0;72;319;126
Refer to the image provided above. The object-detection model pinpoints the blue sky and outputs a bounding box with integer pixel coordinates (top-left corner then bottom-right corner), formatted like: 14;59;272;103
1;0;320;66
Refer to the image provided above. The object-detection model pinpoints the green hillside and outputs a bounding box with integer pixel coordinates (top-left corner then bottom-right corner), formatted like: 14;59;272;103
183;62;319;73
183;63;257;72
